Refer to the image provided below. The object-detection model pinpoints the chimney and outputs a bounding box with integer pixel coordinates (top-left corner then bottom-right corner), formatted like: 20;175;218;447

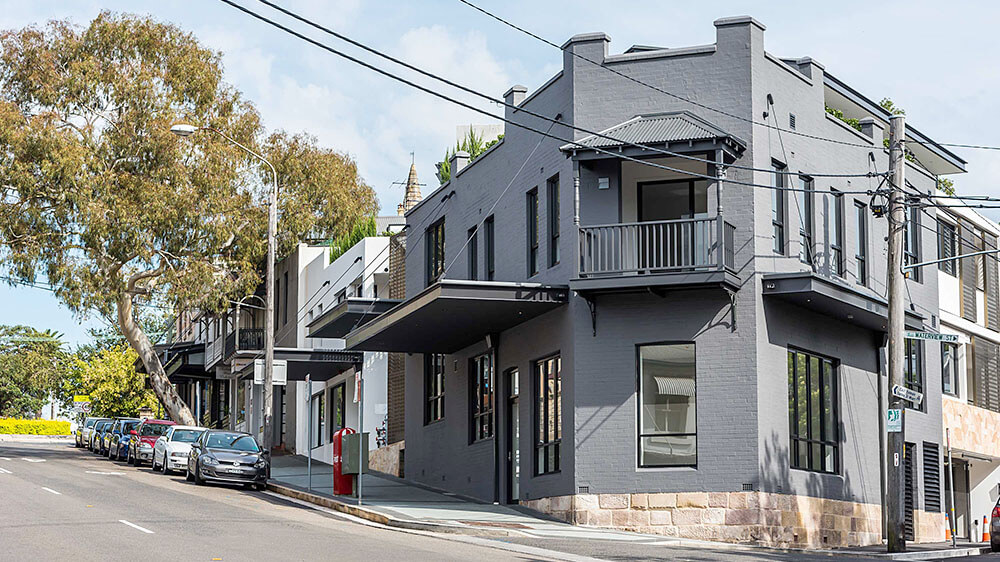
713;16;765;54
449;150;470;178
504;85;528;121
859;117;883;141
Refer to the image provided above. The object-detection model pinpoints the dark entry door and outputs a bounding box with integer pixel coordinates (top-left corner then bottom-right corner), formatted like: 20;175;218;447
506;368;520;504
904;442;916;541
637;180;710;270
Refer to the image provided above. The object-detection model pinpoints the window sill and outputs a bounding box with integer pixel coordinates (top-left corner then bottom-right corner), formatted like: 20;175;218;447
790;466;842;478
636;465;697;472
423;418;445;427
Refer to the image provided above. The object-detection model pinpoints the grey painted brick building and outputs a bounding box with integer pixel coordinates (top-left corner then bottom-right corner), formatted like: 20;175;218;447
345;16;966;548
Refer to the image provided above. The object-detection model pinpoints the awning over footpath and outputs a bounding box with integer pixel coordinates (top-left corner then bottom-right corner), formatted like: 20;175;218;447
762;272;925;332
230;348;362;383
135;342;210;382
306;297;401;339
344;280;569;354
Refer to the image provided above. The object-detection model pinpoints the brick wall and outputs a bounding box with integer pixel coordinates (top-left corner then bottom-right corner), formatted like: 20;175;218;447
386;233;406;445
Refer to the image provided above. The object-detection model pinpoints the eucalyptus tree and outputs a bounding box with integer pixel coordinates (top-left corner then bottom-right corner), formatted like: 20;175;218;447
0;13;377;423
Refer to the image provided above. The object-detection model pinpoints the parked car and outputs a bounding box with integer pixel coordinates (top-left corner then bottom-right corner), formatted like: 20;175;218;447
108;418;141;461
991;498;1000;552
128;419;175;466
102;418;138;458
152;425;204;474
90;419;112;452
77;417;108;448
186;430;268;490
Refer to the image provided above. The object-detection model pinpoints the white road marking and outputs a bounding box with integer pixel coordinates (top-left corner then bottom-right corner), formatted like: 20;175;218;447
41;487;61;495
119;520;154;534
0;457;12;460
85;470;123;475
0;467;11;474
21;457;45;463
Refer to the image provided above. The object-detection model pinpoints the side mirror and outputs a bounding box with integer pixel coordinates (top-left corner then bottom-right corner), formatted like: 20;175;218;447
129;430;137;436
262;449;271;457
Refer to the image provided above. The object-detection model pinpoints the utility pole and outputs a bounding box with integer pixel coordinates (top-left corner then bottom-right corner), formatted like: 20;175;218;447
885;113;907;553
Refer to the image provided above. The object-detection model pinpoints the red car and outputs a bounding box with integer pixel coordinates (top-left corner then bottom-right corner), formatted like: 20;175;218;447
127;419;175;467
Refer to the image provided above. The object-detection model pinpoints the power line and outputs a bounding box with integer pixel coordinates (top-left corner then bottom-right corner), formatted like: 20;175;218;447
907;140;1000;151
456;0;878;150
253;0;878;181
216;0;876;196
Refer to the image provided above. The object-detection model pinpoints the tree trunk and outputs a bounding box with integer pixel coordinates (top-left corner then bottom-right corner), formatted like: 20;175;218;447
116;293;196;425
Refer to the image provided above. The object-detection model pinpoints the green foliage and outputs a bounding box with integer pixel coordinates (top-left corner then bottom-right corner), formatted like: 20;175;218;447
436;127;503;184
937;177;956;196
58;345;157;418
824;105;862;132
0;418;70;435
328;215;385;262
879;98;906;116
0;325;69;417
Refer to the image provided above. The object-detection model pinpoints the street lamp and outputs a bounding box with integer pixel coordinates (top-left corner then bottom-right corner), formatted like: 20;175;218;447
171;123;278;452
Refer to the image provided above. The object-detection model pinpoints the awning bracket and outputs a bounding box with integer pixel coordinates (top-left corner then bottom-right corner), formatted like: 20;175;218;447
725;286;737;331
584;295;598;337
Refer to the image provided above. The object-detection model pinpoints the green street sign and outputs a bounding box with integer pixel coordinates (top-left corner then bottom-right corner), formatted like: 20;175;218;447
904;331;959;343
887;409;902;433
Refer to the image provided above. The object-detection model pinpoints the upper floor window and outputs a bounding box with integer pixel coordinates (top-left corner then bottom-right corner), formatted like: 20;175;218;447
425;219;445;287
424;354;445;424
282;271;289;325
855;201;869;286
638;343;697;467
467;227;478;281
830;190;845;277
798;176;813;266
547;175;560;267
484;215;495;281
905;339;925;411
771;162;786;255
942;342;958;396
975;229;986;291
904;203;921;282
788;349;838;474
527;188;539;276
938;220;957;276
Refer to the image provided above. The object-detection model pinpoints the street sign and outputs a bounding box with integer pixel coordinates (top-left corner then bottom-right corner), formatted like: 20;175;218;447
904;331;960;343
892;384;924;405
73;395;90;403
354;372;361;404
253;359;287;385
887;409;902;432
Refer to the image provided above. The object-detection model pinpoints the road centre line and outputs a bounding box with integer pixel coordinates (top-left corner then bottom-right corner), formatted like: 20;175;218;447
119;520;154;534
0;467;11;474
41;487;61;495
21;457;45;463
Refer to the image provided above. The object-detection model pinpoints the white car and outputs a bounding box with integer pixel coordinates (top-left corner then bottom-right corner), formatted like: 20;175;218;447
152;425;205;474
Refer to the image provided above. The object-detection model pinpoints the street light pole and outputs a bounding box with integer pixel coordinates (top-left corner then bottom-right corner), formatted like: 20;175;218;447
170;123;278;452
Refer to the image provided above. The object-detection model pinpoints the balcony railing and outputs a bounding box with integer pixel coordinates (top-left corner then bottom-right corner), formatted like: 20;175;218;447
224;328;265;358
579;216;735;278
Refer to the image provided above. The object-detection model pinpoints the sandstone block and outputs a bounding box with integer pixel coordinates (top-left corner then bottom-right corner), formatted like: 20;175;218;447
649;510;672;526
630;493;648;509
708;492;728;507
676;492;709;508
728;492;748;509
725;508;761;525
672;508;703;525
599;494;629;510
648;493;676;509
573;494;599;510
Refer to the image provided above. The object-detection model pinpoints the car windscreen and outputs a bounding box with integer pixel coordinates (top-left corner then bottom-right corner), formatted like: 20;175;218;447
140;423;171;437
121;421;139;432
171;430;202;443
96;422;108;431
85;419;97;428
206;433;260;452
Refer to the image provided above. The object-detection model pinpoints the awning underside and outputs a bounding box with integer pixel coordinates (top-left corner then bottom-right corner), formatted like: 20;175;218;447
344;280;569;354
306;297;401;339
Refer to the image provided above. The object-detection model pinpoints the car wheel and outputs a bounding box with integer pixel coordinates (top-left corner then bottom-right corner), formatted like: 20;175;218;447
162;458;170;475
194;463;204;486
185;466;193;482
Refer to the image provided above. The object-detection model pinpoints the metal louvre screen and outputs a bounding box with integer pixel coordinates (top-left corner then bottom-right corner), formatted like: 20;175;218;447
987;233;1000;331
959;220;978;322
904;442;916;541
923;442;941;512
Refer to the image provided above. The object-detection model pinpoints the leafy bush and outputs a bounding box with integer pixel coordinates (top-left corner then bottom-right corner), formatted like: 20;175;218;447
328;216;384;262
0;418;71;435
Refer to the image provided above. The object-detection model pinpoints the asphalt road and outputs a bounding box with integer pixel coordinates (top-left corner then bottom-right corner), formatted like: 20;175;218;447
0;440;546;562
4;439;999;562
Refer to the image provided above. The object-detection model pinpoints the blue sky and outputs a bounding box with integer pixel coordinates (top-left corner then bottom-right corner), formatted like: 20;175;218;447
2;0;999;347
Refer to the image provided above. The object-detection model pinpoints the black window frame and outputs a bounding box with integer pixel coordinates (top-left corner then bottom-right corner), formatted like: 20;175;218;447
425;219;445;287
830;189;845;277
467;227;478;281
424;353;445;424
527;188;539;277
905;338;925;411
855;201;869;286
282;271;289;325
312;389;326;449
534;354;561;475
904;201;921;282
771;162;786;255
788;348;839;475
798;175;814;266
547;175;560;267
941;342;959;397
484;215;495;281
937;219;957;276
328;382;346;439
470;353;494;443
636;342;697;468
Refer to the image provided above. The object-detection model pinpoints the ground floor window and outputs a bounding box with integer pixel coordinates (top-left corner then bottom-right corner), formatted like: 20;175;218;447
236;380;246;426
312;391;325;448
329;382;346;439
470;353;494;442
905;339;925;411
788;349;839;474
638;343;697;467
534;354;561;475
942;342;959;396
424;354;445;424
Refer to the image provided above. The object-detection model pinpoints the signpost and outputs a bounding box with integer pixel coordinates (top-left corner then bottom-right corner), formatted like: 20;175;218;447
254;359;287;385
891;384;923;406
904;331;960;343
71;395;91;415
887;409;903;433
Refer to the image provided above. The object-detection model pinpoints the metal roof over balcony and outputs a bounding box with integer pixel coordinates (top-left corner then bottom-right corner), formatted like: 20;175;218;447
344;280;569;354
306;297;402;339
560;110;746;157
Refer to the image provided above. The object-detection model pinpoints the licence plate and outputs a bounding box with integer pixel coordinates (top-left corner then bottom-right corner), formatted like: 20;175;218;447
226;468;243;473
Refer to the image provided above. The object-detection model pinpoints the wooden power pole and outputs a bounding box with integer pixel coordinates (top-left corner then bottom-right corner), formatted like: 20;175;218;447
885;113;907;553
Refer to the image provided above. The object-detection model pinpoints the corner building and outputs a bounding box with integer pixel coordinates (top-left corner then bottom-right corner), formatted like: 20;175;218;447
344;16;967;547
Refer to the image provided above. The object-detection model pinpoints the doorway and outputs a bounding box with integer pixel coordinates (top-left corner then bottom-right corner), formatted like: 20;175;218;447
953;458;971;539
506;368;520;504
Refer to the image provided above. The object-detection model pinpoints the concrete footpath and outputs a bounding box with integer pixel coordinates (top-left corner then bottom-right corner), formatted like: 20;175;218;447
267;454;994;560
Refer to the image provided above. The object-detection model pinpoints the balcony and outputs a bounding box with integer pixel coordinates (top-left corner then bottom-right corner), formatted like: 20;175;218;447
224;328;265;358
574;216;738;292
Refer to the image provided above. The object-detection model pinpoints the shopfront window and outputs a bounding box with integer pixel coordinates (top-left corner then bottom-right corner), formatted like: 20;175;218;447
638;343;696;467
